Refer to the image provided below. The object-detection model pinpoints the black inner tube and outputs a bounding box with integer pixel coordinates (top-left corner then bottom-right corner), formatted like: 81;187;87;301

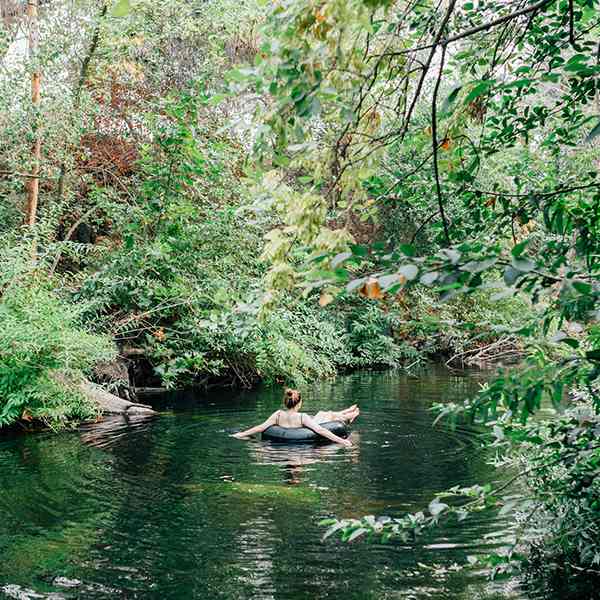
262;421;348;443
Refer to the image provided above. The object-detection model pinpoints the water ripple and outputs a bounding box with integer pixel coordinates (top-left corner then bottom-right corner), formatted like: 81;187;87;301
0;368;527;600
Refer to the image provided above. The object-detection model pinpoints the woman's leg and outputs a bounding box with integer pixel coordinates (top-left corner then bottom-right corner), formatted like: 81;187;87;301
312;410;335;424
313;407;359;424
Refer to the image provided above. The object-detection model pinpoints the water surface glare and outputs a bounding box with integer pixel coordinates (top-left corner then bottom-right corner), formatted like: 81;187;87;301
0;369;529;599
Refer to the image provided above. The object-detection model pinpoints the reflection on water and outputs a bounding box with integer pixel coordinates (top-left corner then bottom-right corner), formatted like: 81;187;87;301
79;414;157;450
0;368;534;599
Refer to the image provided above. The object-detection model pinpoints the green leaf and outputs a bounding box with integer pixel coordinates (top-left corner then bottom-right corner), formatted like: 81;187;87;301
586;349;600;362
511;241;528;257
564;55;590;72
207;94;228;106
398;264;419;281
504;78;534;90
227;69;248;83
552;381;565;406
511;257;535;272
441;85;462;114
350;244;368;257
572;281;592;294
331;252;352;268
111;0;131;17
464;80;494;105
399;243;416;257
585;120;600;143
562;338;580;349
420;271;439;285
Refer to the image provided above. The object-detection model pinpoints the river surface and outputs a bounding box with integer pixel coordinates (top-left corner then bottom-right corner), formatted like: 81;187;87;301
0;369;532;599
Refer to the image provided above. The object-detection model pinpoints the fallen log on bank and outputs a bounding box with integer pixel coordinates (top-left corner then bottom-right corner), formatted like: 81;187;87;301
80;380;156;415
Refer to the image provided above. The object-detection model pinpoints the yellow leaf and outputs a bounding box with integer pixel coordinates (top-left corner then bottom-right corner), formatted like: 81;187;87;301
359;278;383;300
319;293;334;307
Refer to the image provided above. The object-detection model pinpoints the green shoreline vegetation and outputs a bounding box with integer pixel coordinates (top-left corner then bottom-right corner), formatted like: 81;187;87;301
1;0;600;595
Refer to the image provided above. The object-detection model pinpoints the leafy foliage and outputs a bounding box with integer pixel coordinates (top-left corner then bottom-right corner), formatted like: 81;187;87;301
4;0;600;586
0;244;114;428
232;0;600;584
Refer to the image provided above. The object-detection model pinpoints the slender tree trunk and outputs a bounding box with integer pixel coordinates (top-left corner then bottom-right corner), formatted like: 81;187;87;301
25;0;41;227
56;2;108;200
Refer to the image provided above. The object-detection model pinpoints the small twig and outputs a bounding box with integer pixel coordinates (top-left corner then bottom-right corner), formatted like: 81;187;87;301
568;0;576;48
112;300;192;332
375;0;553;58
397;0;457;145
0;170;56;179
469;182;600;199
445;335;519;366
410;210;439;244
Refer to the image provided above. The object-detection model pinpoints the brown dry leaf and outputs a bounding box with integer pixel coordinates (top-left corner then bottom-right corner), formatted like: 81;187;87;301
441;138;452;150
21;410;32;422
359;278;383;300
153;327;166;342
319;293;334;307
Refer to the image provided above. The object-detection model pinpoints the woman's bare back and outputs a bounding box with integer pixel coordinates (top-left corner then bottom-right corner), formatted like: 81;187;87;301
275;409;306;428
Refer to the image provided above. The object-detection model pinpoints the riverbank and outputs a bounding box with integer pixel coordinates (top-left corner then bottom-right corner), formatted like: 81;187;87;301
0;234;528;433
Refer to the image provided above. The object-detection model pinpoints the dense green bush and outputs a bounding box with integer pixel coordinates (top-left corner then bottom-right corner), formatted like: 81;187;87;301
0;280;115;429
71;86;438;390
521;389;600;576
343;302;418;368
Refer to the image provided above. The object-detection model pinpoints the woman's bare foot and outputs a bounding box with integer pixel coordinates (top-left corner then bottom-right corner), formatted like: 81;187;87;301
348;408;360;423
341;407;360;424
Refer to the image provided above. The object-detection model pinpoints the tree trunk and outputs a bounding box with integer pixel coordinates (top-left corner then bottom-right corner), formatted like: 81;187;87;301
25;0;41;227
56;2;108;201
80;380;157;415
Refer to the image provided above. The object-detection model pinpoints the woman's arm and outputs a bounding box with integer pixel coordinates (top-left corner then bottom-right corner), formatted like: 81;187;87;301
302;415;352;447
231;411;279;439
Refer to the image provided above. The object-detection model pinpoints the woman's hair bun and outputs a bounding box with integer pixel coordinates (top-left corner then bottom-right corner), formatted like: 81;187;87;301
283;388;301;408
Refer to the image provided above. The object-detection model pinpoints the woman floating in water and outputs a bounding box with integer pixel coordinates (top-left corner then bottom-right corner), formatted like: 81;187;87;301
231;389;359;448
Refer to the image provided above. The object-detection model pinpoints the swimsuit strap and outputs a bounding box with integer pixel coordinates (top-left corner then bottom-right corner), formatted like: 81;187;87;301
276;410;280;425
300;413;303;426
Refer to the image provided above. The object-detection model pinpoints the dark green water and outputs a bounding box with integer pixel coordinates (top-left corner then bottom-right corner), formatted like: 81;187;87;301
0;369;528;599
